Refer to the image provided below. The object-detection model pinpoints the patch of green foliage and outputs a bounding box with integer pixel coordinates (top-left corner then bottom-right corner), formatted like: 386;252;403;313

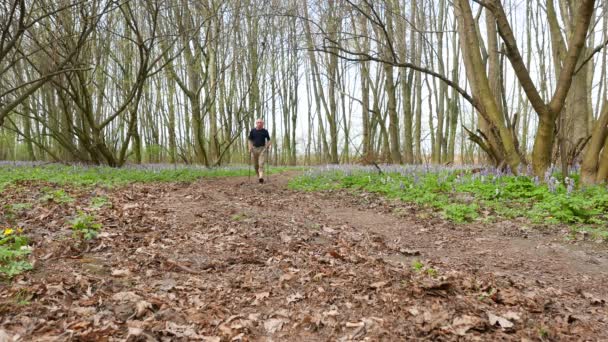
411;259;424;271
2;203;33;224
0;228;33;279
70;212;102;240
289;168;608;230
231;213;247;221
0;164;299;191
90;196;110;209
442;203;479;223
40;188;74;204
410;259;438;277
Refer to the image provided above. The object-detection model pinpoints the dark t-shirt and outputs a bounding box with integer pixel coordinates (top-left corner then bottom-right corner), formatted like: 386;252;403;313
248;128;270;147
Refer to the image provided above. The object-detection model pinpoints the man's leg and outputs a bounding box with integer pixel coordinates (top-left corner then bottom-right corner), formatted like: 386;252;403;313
258;148;266;183
253;149;260;178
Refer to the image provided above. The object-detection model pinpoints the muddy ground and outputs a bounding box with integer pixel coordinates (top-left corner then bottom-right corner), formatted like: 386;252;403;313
1;171;607;341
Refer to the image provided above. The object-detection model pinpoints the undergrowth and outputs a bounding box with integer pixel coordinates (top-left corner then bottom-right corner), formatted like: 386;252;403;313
289;166;608;234
0;163;298;191
0;228;32;279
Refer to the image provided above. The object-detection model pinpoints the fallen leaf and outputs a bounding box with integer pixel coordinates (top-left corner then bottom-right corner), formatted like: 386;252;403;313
399;248;420;256
264;318;286;333
0;330;13;342
111;269;131;277
421;280;452;290
122;203;139;210
487;312;514;329
322;226;335;234
272;309;290;318
328;249;345;260
135;301;152;318
112;291;142;302
323;309;339;317
503;311;521;322
370;281;388;289
157;278;177;291
252;291;270;305
313;273;325;280
280;273;296;283
202;337;221;342
127;327;143;337
287;292;304;304
451;315;482;336
166;322;201;338
231;332;245;341
203;336;222;342
346;321;364;328
582;292;606;306
408;307;420;316
248;313;261;321
218;323;233;336
279;232;293;243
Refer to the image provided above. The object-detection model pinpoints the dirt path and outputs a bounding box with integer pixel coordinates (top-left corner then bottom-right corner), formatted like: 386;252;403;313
2;172;607;341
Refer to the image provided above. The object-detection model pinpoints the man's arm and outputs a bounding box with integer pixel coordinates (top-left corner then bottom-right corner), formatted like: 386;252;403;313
265;130;271;147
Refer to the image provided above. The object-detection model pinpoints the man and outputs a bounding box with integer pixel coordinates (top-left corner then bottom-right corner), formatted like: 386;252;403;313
248;118;271;183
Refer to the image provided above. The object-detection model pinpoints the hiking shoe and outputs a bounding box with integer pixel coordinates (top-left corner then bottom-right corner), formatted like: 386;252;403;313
259;178;264;184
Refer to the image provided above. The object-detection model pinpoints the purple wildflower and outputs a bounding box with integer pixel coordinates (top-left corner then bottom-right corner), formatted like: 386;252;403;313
548;176;557;193
565;177;575;195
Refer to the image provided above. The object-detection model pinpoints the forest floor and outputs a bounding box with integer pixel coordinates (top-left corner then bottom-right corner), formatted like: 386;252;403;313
1;171;607;341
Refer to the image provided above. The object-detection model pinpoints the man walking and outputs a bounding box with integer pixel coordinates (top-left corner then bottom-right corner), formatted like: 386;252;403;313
248;118;271;183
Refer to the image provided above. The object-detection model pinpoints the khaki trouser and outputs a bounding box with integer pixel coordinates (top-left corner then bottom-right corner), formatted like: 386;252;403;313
252;146;266;177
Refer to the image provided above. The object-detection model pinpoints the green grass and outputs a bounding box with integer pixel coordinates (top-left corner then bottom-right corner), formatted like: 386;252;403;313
289;168;608;231
0;163;299;190
70;212;102;240
0;228;32;279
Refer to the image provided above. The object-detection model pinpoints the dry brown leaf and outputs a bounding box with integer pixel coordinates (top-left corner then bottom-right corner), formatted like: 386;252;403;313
218;323;233;336
370;281;388;289
399;248;421;256
345;321;364;328
582;292;606;306
202;337;221;342
322;226;336;234
231;332;245;341
248;313;261;321
450;315;483;336
503;311;521;322
272;309;291;318
280;273;296;283
135;301;152;318
252;291;270;305
112;291;142;302
264;318;286;333
323;309;339;317
313;273;325;280
408;307;420;316
280;232;293;243
287;292;305;304
0;330;13;342
122;203;139;210
111;269;131;277
127;327;143;338
165;322;201;338
254;293;269;301
487;312;514;329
